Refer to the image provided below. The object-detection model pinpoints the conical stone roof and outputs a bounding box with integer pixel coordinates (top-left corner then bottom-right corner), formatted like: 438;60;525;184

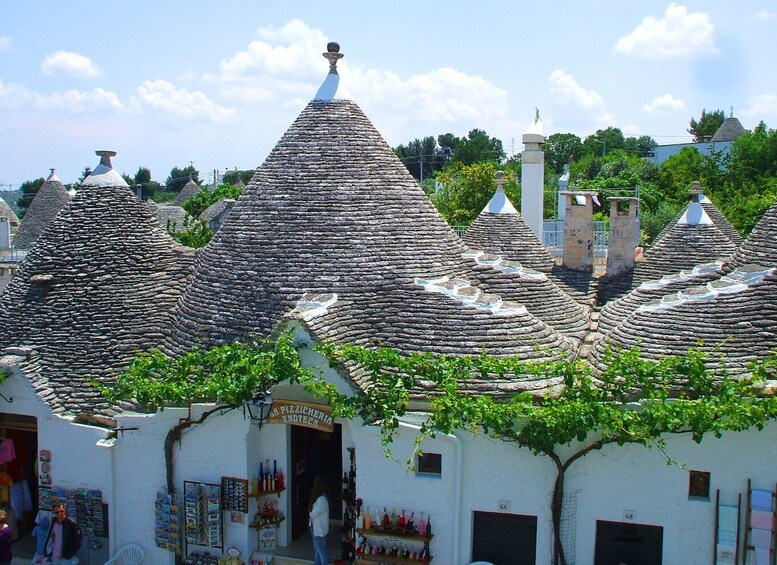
0;151;195;419
173;176;202;207
461;176;591;342
711;116;747;142
463;177;555;272
590;265;777;379
652;192;742;248
729;201;777;269
12;169;71;249
598;191;738;304
0;196;20;233
169;53;572;396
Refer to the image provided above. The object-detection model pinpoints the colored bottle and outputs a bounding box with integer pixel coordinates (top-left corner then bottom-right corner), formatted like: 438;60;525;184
398;509;405;529
390;508;397;528
364;507;371;530
259;461;264;485
406;511;414;533
342;472;349;494
426;515;432;537
382;507;390;528
419;512;426;537
277;471;284;490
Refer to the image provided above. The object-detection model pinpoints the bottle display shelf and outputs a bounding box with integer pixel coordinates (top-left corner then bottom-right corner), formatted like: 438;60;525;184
249;487;285;498
354;554;432;564
248;515;285;528
356;528;433;542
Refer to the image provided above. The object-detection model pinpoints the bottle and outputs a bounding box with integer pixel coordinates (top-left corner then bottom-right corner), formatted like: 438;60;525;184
390;508;397;528
425;515;432;537
259;461;264;489
277;470;284;490
406;511;414;533
398;509;405;529
364;507;371;530
273;459;278;479
382;507;390;528
418;512;426;537
342;472;349;495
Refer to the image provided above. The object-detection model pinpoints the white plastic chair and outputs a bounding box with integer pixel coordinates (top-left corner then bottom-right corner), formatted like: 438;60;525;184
104;543;144;565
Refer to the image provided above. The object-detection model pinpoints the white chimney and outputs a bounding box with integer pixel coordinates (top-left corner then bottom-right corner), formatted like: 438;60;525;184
521;108;545;239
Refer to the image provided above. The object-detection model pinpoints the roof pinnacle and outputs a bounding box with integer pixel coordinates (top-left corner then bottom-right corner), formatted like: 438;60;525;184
323;42;343;75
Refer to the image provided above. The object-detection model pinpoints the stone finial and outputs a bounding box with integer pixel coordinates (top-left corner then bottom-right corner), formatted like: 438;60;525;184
495;170;505;190
96;150;117;168
49;168;55;177
323;41;344;75
690;181;703;194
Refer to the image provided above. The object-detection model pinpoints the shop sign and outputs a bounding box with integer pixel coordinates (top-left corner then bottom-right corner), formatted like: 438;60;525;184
267;400;334;432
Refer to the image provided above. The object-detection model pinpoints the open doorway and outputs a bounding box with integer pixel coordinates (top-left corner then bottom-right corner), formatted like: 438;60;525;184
290;423;343;541
0;413;38;553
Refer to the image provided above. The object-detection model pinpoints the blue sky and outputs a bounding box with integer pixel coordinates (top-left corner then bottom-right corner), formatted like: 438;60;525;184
1;1;775;187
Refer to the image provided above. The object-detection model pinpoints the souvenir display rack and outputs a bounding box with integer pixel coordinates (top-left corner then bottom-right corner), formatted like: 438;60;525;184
354;528;433;563
155;490;182;554
221;476;249;514
743;479;776;565
49;486;107;549
184;481;223;554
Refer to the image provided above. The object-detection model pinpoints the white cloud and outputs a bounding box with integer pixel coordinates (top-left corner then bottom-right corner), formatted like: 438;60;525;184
0;37;10;51
36;88;123;112
741;93;777;121
754;10;775;21
132;79;235;123
219;19;326;82
643;93;686;113
548;70;614;131
351;66;507;123
0;79;122;113
615;3;716;59
41;49;101;77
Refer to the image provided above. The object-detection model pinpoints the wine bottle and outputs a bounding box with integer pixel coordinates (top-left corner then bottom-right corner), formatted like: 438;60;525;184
397;509;405;529
382;507;390;528
426;515;432;537
406;511;414;533
419;512;426;537
277;470;284;490
342;472;349;495
259;461;264;487
390;508;397;528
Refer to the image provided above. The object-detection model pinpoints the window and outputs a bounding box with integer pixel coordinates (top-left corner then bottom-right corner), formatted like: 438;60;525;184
416;452;442;477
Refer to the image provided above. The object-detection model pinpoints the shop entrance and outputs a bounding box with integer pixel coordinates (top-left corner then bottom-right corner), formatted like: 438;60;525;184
0;413;38;543
290;423;342;540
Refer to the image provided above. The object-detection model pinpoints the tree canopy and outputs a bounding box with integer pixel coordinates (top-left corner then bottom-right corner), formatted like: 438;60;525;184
165;165;200;194
15;177;44;218
688;109;726;142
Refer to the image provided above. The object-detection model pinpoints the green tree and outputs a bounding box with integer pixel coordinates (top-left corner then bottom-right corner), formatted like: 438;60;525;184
223;170;254;186
168;217;212;248
131;167;160;200
623;135;657;157
181;183;243;219
432;161;518;225
688;109;726;142
544;133;584;174
583;127;625;156
166;165;200;194
452;129;506;165
393;136;447;182
15;178;44;218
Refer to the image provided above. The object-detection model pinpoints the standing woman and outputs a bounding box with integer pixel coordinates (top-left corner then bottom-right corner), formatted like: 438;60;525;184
308;474;329;565
0;509;12;565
